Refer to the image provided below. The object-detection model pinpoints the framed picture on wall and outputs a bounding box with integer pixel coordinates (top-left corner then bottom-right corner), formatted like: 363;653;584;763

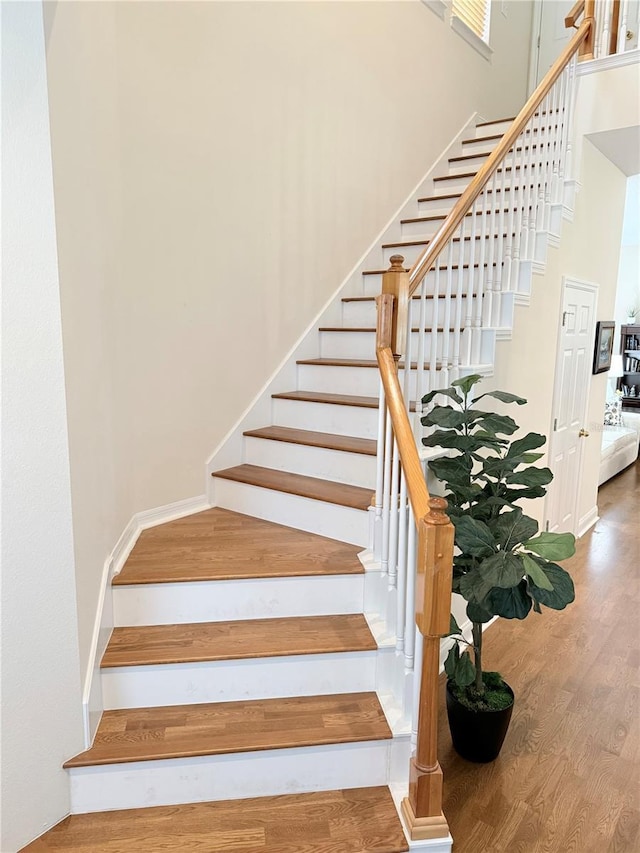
593;321;615;374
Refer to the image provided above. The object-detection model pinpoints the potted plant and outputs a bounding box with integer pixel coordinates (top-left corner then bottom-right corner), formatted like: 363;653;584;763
421;374;576;762
626;306;639;324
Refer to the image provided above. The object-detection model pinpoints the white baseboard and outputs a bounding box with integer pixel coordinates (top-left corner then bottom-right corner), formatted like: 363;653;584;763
81;494;210;746
578;505;599;538
205;111;480;486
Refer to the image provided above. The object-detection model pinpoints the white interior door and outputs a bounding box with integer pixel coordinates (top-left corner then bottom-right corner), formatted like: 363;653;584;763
530;0;574;90
546;278;597;535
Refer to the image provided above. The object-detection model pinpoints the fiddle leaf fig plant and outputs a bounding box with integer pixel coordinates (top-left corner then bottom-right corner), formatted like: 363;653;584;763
422;374;576;711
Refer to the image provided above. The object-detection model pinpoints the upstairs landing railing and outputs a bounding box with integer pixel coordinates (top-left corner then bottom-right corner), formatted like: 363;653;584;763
376;8;595;843
566;0;638;58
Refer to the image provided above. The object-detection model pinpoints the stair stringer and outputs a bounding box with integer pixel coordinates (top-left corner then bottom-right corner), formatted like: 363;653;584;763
205;112;480;481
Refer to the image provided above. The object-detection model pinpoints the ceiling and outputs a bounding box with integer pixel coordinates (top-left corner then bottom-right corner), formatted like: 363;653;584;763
586;125;640;177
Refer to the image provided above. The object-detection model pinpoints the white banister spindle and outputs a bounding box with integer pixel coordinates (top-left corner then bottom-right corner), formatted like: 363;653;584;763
441;241;454;387
415;277;427;426
466;200;478;364
476;184;489;330
512;129;525;287
381;411;393;575
618;0;630;53
453;220;465;376
388;439;400;588
532;103;545;244
554;67;569;205
487;171;500;327
396;470;408;653
520;128;534;265
403;292;415;407
495;149;508;295
431;260;442;393
404;504;417;671
601;0;613;56
373;379;386;558
595;0;605;57
550;78;562;211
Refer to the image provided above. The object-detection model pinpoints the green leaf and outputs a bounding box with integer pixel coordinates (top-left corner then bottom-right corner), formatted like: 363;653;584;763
492;508;538;550
522;552;554;591
451;374;484;395
506;466;554;487
481;551;525;590
422;407;466;429
454;516;496;558
466;600;493;624
488;581;532;619
527;561;575;611
468;412;519;436
472;390;527;406
505;432;546;460
428;455;472;488
444;644;459;679
422;387;463;407
520;452;545;464
449;613;462;636
454;650;476;688
523;532;576;561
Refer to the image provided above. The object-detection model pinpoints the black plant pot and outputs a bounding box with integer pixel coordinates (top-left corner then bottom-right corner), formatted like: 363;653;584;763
445;680;514;763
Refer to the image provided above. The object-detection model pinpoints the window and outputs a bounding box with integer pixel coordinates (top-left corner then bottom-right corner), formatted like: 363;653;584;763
451;0;492;59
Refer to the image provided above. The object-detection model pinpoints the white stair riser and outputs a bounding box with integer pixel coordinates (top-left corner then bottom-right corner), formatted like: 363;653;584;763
433;170;538;194
342;297;475;327
474;119;514;138
113;573;364;626
462;127;554;154
68;739;395;814
244;436;377;489
298;363;434;399
447;148;530;176
320;329;473;362
400;205;528;239
101;649;386;709
272;397;379;438
213;478;370;546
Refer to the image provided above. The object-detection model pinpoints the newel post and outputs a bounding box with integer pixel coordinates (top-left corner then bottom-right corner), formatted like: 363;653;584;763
376;255;409;357
580;0;596;59
401;496;454;842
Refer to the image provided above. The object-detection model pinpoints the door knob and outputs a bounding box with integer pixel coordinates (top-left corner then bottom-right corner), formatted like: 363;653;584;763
579;428;590;437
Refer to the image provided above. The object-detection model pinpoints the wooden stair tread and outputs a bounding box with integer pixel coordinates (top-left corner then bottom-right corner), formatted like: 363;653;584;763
417;184;536;203
63;692;392;768
476;115;516;126
319;327;459;333
212;464;372;511
362;263;495;276
382;233;513;249
243;425;376;456
401;207;513;224
102;614;377;668
272;389;417;412
19;786;409;853
114;507;362;586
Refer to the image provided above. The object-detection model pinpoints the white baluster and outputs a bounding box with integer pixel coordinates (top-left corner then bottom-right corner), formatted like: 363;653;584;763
601;0;613;56
618;0;630;53
431;259;442;393
388;439;400;589
494;148;509;297
396;470;408;654
466;200;478;364
476;185;489;332
373;378;386;558
486;171;500;327
452;220;465;377
520;129;533;267
555;66;570;205
595;0;605;58
381;411;393;575
564;55;578;188
415;276;428;436
531;102;546;247
549;78;562;213
405;505;417;671
441;241;454;388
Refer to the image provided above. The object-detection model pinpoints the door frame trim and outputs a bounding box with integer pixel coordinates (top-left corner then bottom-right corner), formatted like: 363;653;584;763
545;275;599;536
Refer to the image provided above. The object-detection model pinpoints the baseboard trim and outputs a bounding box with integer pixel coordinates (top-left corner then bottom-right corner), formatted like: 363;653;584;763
81;493;210;746
577;505;599;538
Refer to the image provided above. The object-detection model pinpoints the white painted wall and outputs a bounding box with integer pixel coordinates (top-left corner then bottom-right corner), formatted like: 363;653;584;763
614;175;640;341
44;0;536;678
492;140;627;532
0;2;84;849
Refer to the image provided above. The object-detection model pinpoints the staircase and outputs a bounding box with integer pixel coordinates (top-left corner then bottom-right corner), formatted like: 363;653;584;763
25;105;572;851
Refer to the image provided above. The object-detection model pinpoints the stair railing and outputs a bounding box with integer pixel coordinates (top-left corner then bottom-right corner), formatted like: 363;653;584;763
374;9;594;843
566;0;634;58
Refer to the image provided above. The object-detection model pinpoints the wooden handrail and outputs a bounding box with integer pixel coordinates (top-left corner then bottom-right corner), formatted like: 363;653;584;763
407;18;592;298
376;345;429;522
565;0;585;28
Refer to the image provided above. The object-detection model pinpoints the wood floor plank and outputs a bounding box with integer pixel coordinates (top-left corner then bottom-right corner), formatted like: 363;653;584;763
101;614;377;668
19;787;409;853
437;461;640;853
243;425;376;456
64;692;391;767
114;507;363;586
212;464;373;511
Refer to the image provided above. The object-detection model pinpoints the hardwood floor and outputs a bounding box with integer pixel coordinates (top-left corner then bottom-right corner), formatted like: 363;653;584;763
438;460;640;852
19;787;409;853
